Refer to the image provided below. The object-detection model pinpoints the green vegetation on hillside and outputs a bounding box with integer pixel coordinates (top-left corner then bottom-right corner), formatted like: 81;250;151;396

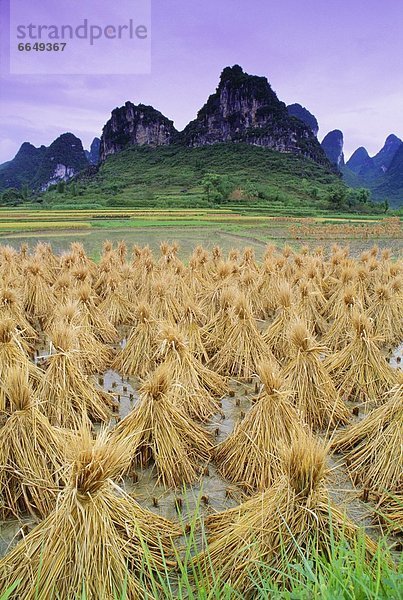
18;143;388;216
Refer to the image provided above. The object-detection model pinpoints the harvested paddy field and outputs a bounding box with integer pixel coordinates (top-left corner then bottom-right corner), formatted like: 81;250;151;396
0;239;402;598
0;208;402;260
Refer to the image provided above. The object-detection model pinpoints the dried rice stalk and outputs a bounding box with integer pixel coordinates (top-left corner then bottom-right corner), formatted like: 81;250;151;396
202;287;237;355
0;366;65;520
296;279;328;336
177;299;209;361
262;281;296;362
368;284;402;346
0;286;38;346
284;320;350;431
112;302;158;378
0;428;179;599
23;261;54;324
156;324;227;421
198;261;236;320
332;385;402;498
324;313;399;404
322;286;362;351
0;245;21;281
113;365;213;487
193;436;377;595
38;326;115;428
0;318;43;411
52;273;73;304
74;283;118;343
49;300;112;374
209;294;277;379
214;362;307;493
150;276;183;322
97;276;132;326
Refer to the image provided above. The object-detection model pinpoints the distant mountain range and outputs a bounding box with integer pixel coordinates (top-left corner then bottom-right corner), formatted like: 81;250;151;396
0;64;401;207
0;133;100;193
319;131;403;206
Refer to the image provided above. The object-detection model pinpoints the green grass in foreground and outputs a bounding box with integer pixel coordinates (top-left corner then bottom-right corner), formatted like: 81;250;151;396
1;506;401;600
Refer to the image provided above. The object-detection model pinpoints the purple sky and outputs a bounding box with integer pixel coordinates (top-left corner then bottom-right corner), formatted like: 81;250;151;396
1;0;402;163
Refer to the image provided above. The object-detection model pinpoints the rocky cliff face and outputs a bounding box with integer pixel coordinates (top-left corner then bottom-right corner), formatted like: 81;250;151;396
287;103;319;136
345;136;403;207
85;137;101;165
100;102;177;161
372;134;402;173
344;134;403;190
346;147;372;175
35;133;89;191
0;135;88;193
0;142;48;191
179;66;329;166
373;143;403;207
321;130;345;168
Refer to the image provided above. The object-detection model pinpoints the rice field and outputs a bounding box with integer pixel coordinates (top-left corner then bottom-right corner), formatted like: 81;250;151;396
0;239;402;598
0;208;402;261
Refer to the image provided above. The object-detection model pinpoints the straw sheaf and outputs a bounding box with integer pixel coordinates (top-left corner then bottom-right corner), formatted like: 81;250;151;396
0;318;15;344
284;436;328;499
140;365;171;400
69;428;131;496
257;361;283;395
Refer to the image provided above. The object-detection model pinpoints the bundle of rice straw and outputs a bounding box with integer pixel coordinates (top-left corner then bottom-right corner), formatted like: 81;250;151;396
202;287;237;355
23;261;54;324
332;384;402;498
97;275;132;326
368;283;402;346
52;272;73;304
238;268;265;317
93;260;113;296
33;242;58;278
256;260;281;317
0;427;179;599
262;280;296;362
187;246;210;291
284;320;350;431
118;263;138;303
74;283;118;343
38;325;115;428
324;313;399;404
240;247;258;271
70;241;97;276
112;302;158;378
113;365;213;487
0;366;65;520
71;266;92;289
158;241;181;269
0;286;38;347
199;261;235;320
193;436;377;595
355;265;372;308
177;299;209;362
149;276;183;322
209;293;277;379
0;245;21;283
156;324;227;421
324;266;356;314
0;318;43;411
296;279;328;336
322;286;362;351
47;301;112;374
214;362;307;493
